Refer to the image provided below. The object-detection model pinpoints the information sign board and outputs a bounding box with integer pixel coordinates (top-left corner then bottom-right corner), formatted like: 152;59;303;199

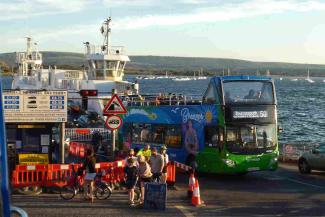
2;90;67;122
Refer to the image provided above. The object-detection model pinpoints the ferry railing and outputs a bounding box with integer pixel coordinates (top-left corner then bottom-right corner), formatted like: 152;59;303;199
121;93;203;107
65;128;111;142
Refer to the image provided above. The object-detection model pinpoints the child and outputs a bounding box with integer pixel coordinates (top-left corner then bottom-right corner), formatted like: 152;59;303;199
124;157;138;205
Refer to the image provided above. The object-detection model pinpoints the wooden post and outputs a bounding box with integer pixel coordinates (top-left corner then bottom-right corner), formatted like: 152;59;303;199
60;122;65;164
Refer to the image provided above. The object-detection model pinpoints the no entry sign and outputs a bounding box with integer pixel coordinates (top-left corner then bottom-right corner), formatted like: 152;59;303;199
105;115;123;130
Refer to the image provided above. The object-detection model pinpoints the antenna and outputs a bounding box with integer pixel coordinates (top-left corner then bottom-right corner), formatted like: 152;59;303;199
101;17;112;54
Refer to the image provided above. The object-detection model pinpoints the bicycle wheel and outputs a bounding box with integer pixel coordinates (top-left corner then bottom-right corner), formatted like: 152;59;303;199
60;185;76;200
94;184;112;200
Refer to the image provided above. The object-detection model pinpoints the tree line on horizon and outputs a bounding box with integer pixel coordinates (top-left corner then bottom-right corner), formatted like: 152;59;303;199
1;51;325;77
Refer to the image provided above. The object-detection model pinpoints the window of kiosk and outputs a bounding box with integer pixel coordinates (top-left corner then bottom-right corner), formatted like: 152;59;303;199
22;129;40;153
6;128;17;145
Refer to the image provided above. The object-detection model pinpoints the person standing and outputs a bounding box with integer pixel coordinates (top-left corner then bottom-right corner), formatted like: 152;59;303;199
137;144;151;162
125;149;138;167
150;147;164;183
124;158;138;206
82;149;96;203
160;146;169;183
138;155;152;204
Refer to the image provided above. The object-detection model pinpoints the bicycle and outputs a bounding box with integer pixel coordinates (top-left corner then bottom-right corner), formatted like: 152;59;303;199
60;167;112;200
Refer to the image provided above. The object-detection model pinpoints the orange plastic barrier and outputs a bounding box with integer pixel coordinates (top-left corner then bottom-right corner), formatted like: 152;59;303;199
68;142;89;158
166;161;176;185
11;160;126;188
11;165;48;188
11;160;184;189
46;164;82;187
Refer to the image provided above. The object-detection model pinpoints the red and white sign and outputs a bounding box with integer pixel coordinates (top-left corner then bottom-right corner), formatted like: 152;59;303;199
105;115;123;130
103;94;127;115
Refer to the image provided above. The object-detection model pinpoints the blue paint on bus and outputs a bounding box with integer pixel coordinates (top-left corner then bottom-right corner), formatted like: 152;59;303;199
122;104;219;163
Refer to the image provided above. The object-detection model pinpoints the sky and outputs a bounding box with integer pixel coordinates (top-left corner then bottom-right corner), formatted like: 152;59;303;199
1;0;325;64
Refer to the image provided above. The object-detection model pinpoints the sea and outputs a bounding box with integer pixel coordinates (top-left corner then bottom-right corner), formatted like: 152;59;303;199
1;76;325;146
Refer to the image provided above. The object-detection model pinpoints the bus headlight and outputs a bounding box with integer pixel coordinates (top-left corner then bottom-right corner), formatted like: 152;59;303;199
270;157;278;164
222;159;236;167
269;157;278;168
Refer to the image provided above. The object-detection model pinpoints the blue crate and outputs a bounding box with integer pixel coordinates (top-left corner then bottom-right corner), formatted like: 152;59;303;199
144;183;167;210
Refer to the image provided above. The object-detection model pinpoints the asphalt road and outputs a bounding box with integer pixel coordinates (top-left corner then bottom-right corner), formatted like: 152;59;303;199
12;163;325;217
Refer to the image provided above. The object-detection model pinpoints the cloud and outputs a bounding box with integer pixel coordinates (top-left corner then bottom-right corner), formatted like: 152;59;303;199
0;0;93;21
102;0;155;7
111;0;325;29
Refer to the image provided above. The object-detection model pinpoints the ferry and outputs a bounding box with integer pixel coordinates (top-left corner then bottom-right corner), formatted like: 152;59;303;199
12;17;138;115
120;76;279;174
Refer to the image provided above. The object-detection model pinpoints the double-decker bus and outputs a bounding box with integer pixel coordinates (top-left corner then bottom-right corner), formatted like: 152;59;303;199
120;76;279;174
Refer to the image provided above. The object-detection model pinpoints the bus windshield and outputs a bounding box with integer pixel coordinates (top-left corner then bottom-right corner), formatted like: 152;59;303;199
226;124;276;154
223;81;274;104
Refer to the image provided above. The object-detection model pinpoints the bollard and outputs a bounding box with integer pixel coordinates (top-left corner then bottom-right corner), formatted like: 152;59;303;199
187;170;195;198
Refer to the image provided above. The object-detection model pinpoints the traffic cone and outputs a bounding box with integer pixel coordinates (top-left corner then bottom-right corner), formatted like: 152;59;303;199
192;179;204;207
187;173;195;198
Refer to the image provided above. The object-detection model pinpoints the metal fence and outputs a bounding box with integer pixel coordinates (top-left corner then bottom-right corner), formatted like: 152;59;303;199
65;128;111;142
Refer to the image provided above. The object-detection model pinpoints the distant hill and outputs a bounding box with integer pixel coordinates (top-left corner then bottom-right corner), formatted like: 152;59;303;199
1;51;325;76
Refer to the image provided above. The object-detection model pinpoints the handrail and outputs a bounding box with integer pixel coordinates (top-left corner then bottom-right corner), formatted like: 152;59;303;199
11;206;29;217
0;80;12;217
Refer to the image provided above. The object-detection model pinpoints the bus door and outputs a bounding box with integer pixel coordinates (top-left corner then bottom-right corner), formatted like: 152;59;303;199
197;126;224;173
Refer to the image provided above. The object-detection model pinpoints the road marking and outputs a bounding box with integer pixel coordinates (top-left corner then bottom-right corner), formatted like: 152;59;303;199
175;205;195;217
267;174;324;189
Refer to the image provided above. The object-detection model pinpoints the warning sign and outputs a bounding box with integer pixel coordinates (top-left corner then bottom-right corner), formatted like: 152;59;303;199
103;94;127;115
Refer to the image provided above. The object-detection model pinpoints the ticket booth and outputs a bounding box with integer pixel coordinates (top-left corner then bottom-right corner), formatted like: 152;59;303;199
3;90;67;166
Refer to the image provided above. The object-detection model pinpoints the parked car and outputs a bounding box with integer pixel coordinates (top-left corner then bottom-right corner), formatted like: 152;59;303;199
298;144;325;174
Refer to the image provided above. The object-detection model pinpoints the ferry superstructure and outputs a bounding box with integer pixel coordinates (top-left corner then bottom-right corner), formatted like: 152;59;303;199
12;17;138;114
